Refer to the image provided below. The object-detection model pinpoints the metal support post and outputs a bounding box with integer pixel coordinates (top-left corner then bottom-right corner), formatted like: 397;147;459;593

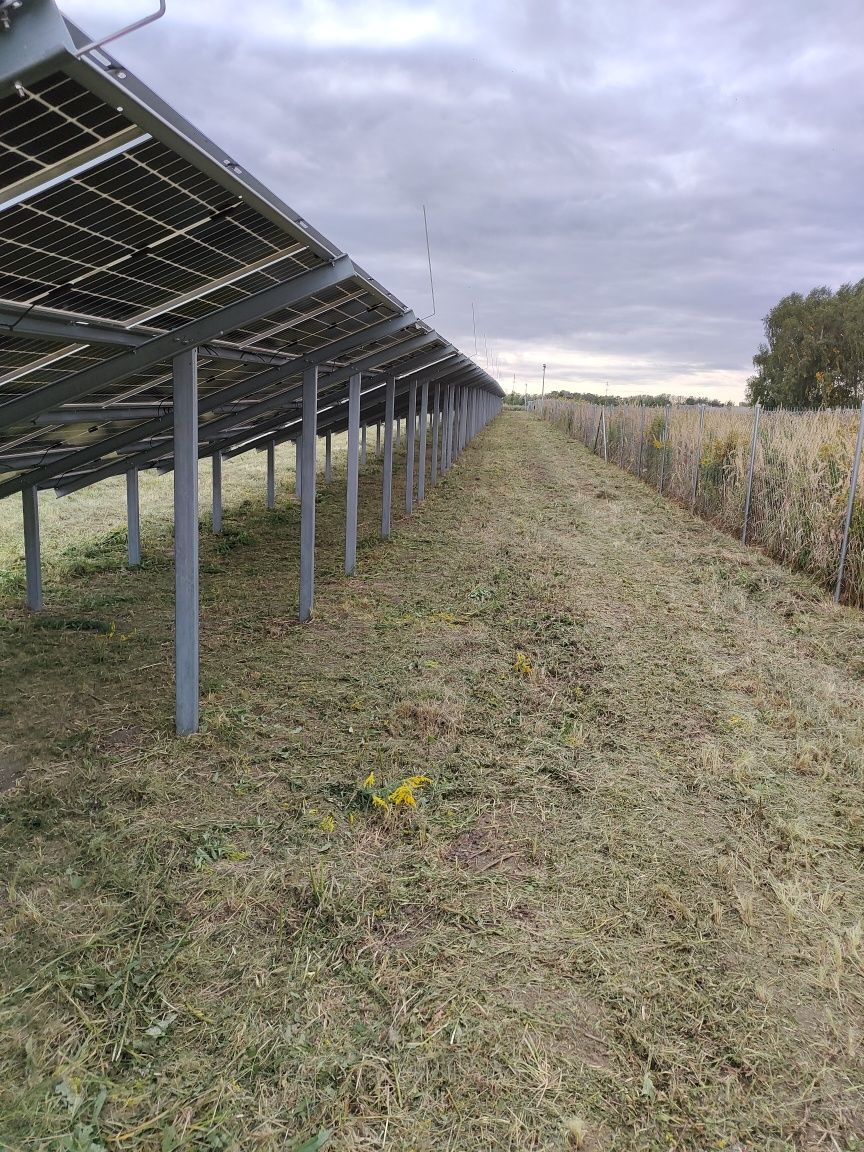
406;381;417;514
173;348;199;736
126;466;141;567
22;486;42;612
266;440;276;509
382;377;395;538
325;431;332;483
396;417;401;445
637;406;646;478
741;403;761;545
212;451;222;534
376;422;381;455
299;366;317;621
361;424;367;465
345;371;361;573
418;379;429;500
431;382;441;485
835;399;864;604
692;404;705;509
295;436;302;499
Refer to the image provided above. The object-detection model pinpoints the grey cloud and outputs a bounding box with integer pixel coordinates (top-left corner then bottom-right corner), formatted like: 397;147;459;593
61;0;864;397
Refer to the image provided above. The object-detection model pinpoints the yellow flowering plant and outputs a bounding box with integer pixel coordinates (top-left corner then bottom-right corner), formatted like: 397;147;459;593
357;771;432;813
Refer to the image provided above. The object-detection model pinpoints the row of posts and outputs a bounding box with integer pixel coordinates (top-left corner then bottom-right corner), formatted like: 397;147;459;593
17;359;501;733
584;398;864;605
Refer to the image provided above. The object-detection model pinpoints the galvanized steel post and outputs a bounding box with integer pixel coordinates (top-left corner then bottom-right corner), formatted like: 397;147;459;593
22;486;42;612
299;366;317;621
741;403;761;545
431;382;441;485
418;379;429;501
212;451;222;534
126;465;141;567
325;431;332;484
834;398;864;604
295;436;302;500
266;440;276;509
692;404;705;509
406;381;417;514
361;424;367;466
173;347;199;736
658;405;670;494
345;371;361;573
381;377;395;538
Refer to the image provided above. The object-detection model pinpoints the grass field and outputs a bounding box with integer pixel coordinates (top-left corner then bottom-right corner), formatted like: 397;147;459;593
2;412;864;1151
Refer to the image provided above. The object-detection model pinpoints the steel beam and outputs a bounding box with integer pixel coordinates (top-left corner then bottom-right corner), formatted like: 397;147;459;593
294;436;302;500
173;349;199;736
2;311;420;502
126;466;141;567
0;256;355;430
299;367;317;622
345;372;361;574
325;431;332;483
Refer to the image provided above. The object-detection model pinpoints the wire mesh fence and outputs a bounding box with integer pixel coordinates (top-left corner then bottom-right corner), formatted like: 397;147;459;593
541;399;864;607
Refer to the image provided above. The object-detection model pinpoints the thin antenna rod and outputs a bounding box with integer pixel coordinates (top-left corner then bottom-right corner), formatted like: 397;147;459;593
421;204;436;320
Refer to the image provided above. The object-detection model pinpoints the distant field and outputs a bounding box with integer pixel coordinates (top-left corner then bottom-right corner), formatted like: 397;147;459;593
2;413;863;1151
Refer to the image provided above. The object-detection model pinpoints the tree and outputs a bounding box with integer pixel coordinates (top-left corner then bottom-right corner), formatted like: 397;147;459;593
747;281;864;408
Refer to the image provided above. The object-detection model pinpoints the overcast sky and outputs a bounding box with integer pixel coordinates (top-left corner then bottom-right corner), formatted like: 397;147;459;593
62;0;864;400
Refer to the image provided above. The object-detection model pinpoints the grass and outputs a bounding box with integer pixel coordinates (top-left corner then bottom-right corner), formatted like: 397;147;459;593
2;412;864;1150
545;399;864;606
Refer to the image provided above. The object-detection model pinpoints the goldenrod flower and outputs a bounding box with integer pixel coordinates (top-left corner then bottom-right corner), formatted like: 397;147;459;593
387;784;417;807
404;775;431;789
320;814;335;834
372;795;389;810
363;770;375;788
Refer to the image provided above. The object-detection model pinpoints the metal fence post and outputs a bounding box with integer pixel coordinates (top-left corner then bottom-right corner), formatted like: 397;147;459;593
325;431;332;484
692;404;705;509
431;381;441;486
834;399;864;604
742;402;761;545
658;405;669;494
637;405;645;478
601;407;608;463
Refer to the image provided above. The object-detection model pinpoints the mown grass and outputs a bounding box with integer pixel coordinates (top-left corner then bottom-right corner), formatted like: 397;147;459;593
1;413;864;1151
545;399;864;607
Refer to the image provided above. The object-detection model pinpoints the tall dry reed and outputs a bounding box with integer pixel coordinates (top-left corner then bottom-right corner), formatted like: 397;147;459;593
541;400;864;606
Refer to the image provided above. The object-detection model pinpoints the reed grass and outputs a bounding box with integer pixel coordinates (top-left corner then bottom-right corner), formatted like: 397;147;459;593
543;400;864;605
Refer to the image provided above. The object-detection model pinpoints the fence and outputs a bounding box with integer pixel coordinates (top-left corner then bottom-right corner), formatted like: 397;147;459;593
541;399;864;607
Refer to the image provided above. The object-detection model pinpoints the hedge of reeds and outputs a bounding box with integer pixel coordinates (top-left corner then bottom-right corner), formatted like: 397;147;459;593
541;399;864;606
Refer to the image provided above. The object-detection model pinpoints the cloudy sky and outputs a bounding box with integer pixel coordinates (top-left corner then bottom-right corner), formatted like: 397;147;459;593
62;0;864;400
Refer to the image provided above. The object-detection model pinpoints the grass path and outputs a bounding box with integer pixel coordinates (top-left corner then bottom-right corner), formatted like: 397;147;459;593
2;412;863;1151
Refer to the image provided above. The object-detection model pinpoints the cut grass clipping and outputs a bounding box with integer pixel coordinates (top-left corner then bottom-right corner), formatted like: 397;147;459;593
2;414;864;1150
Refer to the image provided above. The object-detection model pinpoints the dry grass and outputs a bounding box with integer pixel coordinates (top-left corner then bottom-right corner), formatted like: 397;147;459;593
545;399;864;606
2;413;864;1150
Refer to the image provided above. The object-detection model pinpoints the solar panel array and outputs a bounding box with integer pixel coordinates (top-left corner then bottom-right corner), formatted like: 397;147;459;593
0;0;501;498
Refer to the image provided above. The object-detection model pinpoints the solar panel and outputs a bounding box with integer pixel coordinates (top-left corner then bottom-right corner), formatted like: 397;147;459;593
0;0;500;501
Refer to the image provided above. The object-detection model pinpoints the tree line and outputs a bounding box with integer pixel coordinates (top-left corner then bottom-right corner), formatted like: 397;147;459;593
748;281;864;409
505;390;727;408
